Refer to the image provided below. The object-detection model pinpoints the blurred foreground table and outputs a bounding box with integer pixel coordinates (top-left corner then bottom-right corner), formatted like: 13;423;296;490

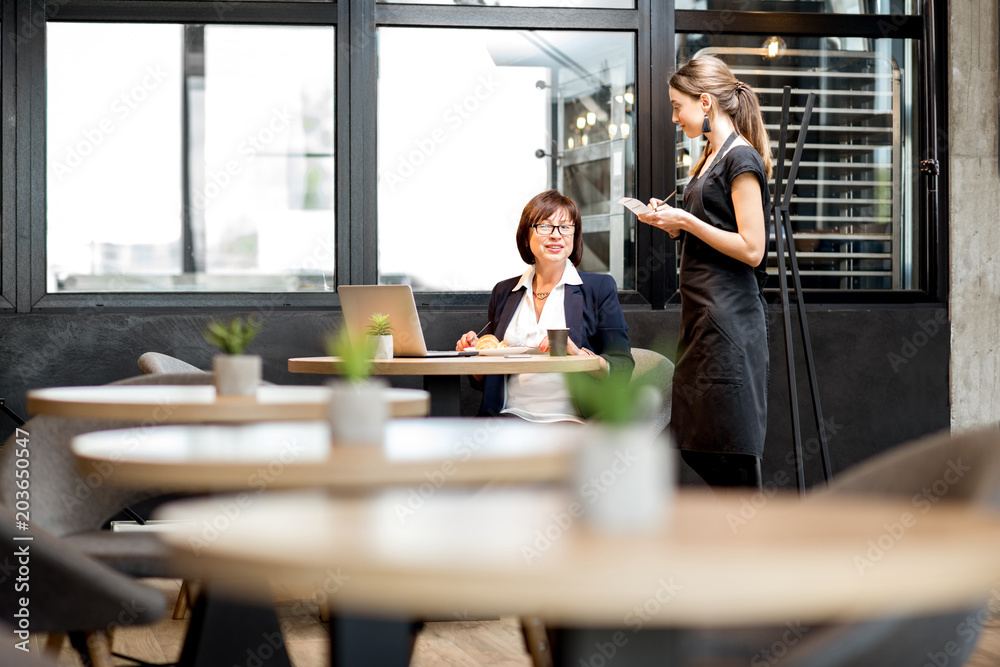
154;488;1000;665
71;418;580;491
28;384;429;421
289;354;600;416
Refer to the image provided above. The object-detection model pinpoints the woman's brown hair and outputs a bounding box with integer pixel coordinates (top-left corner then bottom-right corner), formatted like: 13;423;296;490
515;190;584;266
669;56;773;179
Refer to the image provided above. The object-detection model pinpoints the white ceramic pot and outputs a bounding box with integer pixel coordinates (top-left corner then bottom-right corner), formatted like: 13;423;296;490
326;378;388;446
371;335;393;360
212;354;262;397
574;423;675;533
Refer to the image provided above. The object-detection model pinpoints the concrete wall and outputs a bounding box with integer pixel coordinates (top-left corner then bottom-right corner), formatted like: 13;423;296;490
949;1;1000;431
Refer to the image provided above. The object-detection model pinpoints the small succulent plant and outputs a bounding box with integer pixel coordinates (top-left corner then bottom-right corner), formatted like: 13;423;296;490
202;316;261;355
367;313;394;337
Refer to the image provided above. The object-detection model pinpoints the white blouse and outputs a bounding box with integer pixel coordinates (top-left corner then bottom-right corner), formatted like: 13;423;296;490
501;263;584;424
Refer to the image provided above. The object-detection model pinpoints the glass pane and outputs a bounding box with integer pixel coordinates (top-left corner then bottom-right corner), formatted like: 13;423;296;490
47;24;335;293
675;36;919;290
675;0;917;14
378;29;636;291
380;0;632;8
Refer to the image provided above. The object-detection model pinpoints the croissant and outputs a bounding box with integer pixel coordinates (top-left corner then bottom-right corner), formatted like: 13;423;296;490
475;334;500;350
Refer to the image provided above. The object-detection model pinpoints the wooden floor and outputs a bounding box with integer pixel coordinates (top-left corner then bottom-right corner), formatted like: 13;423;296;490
38;578;1000;666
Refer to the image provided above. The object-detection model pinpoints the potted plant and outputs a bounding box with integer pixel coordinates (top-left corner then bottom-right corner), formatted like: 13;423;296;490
202;316;263;397
566;370;674;533
367;312;394;360
325;330;388;446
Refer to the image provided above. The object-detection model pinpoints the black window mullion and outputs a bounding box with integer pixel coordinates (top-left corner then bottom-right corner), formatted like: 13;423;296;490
49;1;337;25
923;0;946;302
375;5;639;30
675;10;922;39
350;0;377;285
22;0;46;312
1;1;19;311
641;0;675;308
335;0;352;290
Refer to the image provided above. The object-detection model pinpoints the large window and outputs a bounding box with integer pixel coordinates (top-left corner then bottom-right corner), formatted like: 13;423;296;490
377;29;636;291
675;37;919;290
7;0;940;309
47;24;335;293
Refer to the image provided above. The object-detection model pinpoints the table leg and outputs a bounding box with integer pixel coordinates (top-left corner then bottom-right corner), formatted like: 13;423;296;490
177;581;291;667
329;615;418;667
423;376;462;417
550;626;684;666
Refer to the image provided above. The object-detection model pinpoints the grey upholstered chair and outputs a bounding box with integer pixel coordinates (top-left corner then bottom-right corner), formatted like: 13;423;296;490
0;374;220;617
137;351;207;374
681;426;1000;667
630;347;675;434
0;505;166;665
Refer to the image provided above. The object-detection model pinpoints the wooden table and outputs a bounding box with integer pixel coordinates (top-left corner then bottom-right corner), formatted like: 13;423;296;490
27;384;430;421
288;355;601;416
71;418;580;491
154;488;1000;665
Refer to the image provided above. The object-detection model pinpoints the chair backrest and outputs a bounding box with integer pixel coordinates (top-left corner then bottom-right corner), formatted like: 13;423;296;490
0;373;212;536
783;426;1000;667
0;414;162;537
630;348;674;433
0;505;165;633
814;426;1000;510
137;352;207;375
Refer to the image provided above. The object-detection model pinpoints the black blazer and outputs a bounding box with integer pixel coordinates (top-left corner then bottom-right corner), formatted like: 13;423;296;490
474;271;634;417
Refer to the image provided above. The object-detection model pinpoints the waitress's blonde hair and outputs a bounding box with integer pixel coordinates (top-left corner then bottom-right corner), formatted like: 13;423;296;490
670;56;773;179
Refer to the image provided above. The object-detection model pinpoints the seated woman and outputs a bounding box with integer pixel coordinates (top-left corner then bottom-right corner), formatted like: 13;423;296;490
456;190;634;421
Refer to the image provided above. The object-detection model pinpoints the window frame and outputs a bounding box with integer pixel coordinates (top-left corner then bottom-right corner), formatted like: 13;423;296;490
3;0;946;313
1;2;18;313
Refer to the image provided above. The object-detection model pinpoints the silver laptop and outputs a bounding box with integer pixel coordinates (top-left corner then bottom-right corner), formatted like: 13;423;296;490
338;285;477;358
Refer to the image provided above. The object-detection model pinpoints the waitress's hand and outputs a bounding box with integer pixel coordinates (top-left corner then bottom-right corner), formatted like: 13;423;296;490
638;199;684;239
456;331;478;351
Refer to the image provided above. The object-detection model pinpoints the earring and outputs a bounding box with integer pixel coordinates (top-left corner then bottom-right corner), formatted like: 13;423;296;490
701;112;711;134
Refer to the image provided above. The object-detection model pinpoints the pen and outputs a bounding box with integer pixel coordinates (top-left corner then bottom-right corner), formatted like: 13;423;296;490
654;191;678;212
474;321;491;338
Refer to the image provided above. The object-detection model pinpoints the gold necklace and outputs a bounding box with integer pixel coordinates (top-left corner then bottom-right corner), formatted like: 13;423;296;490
534;291;550;300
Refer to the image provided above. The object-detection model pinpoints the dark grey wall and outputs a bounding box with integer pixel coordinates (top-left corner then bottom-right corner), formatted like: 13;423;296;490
0;304;949;488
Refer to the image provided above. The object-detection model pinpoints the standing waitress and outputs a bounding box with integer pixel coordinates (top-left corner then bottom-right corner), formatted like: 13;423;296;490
638;56;772;489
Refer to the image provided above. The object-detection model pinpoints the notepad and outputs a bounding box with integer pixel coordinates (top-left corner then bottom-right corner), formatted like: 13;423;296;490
618;197;654;216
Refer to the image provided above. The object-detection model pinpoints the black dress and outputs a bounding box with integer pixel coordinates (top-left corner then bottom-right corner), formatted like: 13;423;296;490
671;132;770;458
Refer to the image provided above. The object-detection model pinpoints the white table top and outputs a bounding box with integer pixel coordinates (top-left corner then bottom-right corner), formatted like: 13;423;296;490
71;418;581;490
288;354;601;376
27;384;429;421
153;488;1000;627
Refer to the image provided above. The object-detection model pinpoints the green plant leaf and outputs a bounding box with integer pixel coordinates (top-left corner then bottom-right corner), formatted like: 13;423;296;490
202;316;261;355
565;369;659;425
326;329;372;384
366;312;394;337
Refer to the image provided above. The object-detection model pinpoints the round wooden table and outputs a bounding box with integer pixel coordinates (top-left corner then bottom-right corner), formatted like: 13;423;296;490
288;355;602;416
153;488;1000;628
71;418;581;491
27;384;430;422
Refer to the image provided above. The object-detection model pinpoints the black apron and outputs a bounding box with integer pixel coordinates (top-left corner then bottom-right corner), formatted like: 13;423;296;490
670;133;769;458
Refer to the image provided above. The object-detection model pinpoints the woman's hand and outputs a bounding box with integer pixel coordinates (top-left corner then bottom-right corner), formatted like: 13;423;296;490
637;200;685;239
456;331;478;351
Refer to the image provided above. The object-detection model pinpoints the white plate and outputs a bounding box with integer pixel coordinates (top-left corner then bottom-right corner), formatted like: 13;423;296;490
464;346;531;357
